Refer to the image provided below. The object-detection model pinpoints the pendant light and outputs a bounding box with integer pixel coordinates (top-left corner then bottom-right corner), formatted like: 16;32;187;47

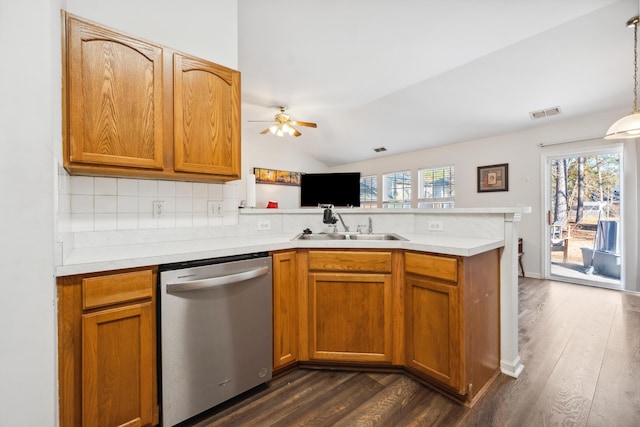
605;16;640;139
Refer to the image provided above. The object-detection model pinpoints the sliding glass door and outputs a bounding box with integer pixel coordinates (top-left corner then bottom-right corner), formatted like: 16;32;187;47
544;149;622;290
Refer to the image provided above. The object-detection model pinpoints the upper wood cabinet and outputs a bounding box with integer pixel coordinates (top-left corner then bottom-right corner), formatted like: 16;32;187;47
64;15;164;171
62;12;241;182
173;53;240;176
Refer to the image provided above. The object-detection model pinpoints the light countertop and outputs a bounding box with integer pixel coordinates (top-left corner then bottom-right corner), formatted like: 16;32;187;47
56;233;504;276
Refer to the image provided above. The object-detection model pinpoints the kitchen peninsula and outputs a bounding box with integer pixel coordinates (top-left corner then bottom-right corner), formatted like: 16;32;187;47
56;207;528;423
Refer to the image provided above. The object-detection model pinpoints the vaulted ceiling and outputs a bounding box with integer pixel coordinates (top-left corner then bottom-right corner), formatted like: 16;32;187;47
239;0;638;166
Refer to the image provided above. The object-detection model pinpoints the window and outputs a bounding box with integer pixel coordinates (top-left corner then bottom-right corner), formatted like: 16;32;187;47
383;171;411;208
360;175;378;208
418;165;455;208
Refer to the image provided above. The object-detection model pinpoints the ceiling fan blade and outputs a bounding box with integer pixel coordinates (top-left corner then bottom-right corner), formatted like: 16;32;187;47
291;121;317;128
292;126;302;137
260;127;271;134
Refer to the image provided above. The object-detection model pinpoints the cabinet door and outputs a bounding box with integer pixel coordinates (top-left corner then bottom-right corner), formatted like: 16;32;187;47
272;251;299;370
82;302;154;427
65;15;164;170
309;272;392;363
173;53;240;178
405;275;461;390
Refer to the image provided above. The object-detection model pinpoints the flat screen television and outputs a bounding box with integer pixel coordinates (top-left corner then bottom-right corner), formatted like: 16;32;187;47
300;172;361;207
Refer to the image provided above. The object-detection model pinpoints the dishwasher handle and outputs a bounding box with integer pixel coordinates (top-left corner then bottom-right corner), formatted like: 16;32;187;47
166;266;269;293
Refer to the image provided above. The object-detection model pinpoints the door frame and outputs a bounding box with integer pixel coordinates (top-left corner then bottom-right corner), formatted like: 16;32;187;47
540;141;624;288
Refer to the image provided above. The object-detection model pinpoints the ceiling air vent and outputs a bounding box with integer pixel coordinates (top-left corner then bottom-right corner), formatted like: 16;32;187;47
373;147;387;153
529;106;562;120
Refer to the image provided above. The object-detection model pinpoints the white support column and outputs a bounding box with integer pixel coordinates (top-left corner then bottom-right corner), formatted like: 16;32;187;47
500;213;524;378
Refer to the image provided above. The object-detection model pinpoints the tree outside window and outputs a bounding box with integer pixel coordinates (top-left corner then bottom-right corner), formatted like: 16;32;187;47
551;154;619;225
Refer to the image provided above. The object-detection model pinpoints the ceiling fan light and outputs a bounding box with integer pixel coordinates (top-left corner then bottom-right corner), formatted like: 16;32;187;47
256;107;317;138
605;111;640;139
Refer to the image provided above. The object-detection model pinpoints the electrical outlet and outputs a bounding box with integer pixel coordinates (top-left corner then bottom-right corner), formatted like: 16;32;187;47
427;220;443;231
257;220;271;231
207;200;223;217
153;201;164;218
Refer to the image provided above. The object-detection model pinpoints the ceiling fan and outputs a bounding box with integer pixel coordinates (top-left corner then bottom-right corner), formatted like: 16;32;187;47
250;106;317;137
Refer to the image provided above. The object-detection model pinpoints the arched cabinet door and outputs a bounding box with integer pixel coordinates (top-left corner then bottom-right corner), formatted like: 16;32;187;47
65;15;164;170
173;52;240;177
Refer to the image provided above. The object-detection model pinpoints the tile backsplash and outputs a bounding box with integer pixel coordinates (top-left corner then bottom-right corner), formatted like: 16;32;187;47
57;166;239;234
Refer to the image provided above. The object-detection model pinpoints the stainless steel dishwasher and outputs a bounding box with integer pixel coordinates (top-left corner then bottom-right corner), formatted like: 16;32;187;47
158;253;272;426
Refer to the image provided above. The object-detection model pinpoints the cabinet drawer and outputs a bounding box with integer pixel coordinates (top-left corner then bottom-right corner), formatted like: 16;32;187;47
309;251;392;273
405;252;458;282
82;269;154;310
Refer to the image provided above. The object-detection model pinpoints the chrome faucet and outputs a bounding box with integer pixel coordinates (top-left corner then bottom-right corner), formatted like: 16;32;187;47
335;211;350;232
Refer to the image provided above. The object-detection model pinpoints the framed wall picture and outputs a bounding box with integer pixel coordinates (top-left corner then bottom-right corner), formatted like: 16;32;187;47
253;167;301;186
477;163;509;192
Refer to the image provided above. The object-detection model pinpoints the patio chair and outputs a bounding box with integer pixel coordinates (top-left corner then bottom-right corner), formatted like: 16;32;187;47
550;221;570;263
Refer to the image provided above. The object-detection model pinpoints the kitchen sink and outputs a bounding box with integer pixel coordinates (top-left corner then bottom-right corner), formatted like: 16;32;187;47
294;233;347;240
293;232;407;241
350;233;407;241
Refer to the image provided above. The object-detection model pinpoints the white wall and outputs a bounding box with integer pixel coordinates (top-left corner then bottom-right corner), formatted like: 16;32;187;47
329;109;639;290
239;122;329;208
65;0;238;69
0;0;60;424
0;1;239;424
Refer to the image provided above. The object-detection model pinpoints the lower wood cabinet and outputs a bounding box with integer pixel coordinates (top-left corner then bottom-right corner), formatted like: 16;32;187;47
405;274;461;389
301;250;402;364
273;247;500;404
272;251;299;370
405;250;500;401
55;247;498;425
58;267;158;427
308;271;392;363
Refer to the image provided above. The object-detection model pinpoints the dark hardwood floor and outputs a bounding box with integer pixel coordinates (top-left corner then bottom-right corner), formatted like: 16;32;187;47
184;278;640;427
